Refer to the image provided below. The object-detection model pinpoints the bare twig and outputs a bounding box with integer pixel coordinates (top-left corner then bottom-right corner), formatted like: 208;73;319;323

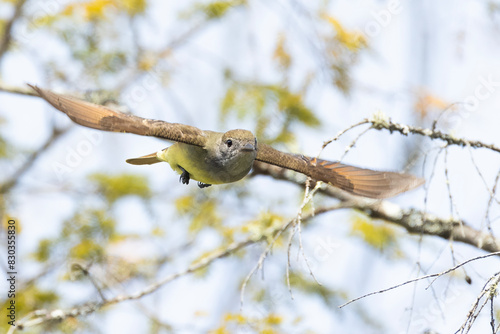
444;146;460;219
339;252;500;308
0;81;37;96
240;181;324;309
485;167;500;235
422;145;445;214
252;161;500;254
0;127;68;194
368;113;500;154
16;201;351;330
295;182;323;286
339;125;372;161
0;0;27;62
16;238;255;330
456;272;500;334
317;119;370;158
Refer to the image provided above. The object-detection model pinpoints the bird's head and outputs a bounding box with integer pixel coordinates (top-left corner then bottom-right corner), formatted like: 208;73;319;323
218;129;257;161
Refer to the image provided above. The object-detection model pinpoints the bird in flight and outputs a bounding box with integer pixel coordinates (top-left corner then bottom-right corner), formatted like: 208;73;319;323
29;85;424;199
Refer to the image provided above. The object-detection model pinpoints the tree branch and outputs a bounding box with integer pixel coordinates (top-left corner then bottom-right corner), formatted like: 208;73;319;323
369;112;500;154
252;161;500;253
338;252;500;309
15;200;351;330
15;234;266;329
0;80;37;96
0;127;68;194
0;0;27;63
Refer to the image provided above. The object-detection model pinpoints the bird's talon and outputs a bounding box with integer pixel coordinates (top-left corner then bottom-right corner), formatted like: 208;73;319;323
198;182;211;188
179;166;190;185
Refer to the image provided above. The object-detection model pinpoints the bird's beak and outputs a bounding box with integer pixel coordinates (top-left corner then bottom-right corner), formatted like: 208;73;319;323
242;143;256;152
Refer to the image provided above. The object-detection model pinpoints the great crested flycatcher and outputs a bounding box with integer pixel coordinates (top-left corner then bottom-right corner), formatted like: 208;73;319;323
29;85;424;198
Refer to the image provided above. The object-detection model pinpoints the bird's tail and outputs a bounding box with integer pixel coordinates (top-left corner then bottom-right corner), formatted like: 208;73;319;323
126;151;164;165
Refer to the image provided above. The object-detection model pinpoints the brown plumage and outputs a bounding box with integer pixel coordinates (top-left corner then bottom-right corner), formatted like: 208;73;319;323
29;84;424;198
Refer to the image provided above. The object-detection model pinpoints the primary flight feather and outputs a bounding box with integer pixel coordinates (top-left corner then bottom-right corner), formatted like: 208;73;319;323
29;85;424;198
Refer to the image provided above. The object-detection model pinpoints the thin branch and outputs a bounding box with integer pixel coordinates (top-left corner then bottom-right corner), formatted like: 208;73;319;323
0;80;37;96
295;181;323;285
16;238;254;330
317;119;370;158
14;200;354;330
0;0;27;63
13;178;500;330
339;125;372;161
240;181;325;309
456;272;500;334
368;113;500;154
444;146;460;219
339;252;500;309
490;294;495;334
485;167;500;235
0;126;68;194
252;161;500;254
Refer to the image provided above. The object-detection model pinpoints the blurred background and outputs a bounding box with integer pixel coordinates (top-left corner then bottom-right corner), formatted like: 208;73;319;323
1;0;500;333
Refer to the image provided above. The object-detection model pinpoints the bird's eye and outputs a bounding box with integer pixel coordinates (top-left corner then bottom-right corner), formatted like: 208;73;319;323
226;139;233;147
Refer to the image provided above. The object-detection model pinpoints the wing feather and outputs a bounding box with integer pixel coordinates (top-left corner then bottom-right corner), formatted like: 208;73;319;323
256;143;424;199
29;85;207;147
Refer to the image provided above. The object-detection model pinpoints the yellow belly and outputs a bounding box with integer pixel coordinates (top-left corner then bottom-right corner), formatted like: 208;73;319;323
158;143;252;184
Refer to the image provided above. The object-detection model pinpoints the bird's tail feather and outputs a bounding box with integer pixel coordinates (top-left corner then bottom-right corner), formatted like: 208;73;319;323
126;151;162;165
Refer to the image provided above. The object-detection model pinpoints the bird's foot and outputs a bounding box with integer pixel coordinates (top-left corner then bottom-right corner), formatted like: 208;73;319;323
198;182;211;188
179;166;190;185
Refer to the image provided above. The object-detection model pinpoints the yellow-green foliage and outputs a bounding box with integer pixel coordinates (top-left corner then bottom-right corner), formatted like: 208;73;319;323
89;172;151;204
0;286;59;333
195;0;246;20
62;209;116;240
324;15;367;52
0;19;5;42
64;209;115;261
29;0;148;85
175;193;222;233
241;212;285;242
221;81;319;145
34;238;52;262
70;238;104;260
288;271;346;305
118;0;147;16
65;0;147;20
350;213;399;253
210;312;285;334
33;209;116;263
273;33;291;71
0;118;8;158
0;136;7;158
321;15;368;94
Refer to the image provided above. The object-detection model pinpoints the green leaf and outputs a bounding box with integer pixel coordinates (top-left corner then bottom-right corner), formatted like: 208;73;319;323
118;0;147;16
220;81;320;145
62;209;116;239
350;213;399;253
198;0;245;20
70;238;104;260
288;271;345;305
34;238;52;262
175;193;222;233
89;172;151;204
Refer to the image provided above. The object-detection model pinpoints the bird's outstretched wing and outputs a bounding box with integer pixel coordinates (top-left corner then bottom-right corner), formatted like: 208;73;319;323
29;85;208;147
256;143;424;199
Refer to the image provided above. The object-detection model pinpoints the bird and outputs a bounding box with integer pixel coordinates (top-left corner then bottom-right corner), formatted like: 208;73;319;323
28;84;424;199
